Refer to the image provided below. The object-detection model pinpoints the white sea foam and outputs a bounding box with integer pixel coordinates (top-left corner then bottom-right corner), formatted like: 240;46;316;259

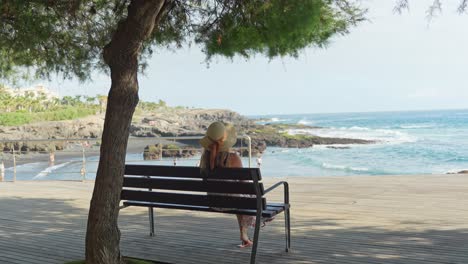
322;163;346;170
399;124;436;129
262;117;289;123
343;117;371;121
33;162;72;179
287;126;417;144
312;144;356;150
322;163;369;172
4;162;42;171
347;126;370;131
297;119;313;125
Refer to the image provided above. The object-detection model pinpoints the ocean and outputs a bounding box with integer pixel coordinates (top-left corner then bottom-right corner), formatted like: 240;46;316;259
253;109;468;176
3;109;468;180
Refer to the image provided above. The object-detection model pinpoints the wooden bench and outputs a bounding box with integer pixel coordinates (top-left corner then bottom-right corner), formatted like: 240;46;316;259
120;164;291;264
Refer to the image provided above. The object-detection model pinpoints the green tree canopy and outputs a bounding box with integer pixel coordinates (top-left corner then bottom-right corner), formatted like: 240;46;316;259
1;0;364;81
1;0;120;81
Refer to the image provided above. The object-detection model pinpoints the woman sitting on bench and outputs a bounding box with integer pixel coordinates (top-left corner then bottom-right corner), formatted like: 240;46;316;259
199;121;256;248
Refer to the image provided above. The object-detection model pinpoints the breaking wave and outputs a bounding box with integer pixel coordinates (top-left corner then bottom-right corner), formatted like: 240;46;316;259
321;162;370;172
287;126;417;144
33;162;72;179
297;119;313;125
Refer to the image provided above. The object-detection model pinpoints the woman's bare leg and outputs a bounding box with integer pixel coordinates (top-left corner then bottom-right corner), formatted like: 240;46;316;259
236;215;252;246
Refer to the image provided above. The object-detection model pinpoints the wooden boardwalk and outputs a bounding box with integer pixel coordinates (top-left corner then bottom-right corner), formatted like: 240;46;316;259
0;175;467;264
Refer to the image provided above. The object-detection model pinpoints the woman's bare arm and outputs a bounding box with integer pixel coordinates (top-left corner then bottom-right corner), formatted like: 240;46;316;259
228;153;243;168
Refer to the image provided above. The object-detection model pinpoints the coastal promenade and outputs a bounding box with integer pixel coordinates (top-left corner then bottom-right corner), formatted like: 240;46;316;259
0;175;467;264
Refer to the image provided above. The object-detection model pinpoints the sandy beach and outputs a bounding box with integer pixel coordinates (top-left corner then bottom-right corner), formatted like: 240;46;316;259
1;137;181;169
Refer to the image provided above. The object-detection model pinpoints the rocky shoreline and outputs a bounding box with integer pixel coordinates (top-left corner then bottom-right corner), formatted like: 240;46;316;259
244;123;373;155
1;108;375;160
2;108;468;175
447;170;468;175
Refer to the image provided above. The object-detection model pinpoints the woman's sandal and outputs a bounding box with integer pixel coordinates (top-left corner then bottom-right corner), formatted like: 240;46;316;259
261;217;276;227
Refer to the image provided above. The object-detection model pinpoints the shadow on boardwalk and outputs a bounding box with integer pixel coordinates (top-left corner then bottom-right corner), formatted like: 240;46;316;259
0;197;88;263
0;196;467;264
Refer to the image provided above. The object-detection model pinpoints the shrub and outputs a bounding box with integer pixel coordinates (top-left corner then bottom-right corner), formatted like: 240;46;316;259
0;107;97;126
0;112;33;126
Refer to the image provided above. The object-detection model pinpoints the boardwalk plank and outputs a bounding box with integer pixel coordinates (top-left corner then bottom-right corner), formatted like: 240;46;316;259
1;175;467;264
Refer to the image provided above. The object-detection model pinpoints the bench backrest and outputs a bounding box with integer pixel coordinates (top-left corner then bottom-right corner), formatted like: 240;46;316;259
121;165;266;210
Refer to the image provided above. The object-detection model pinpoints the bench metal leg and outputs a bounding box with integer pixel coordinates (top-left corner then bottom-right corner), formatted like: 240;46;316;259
285;208;291;252
148;207;155;237
250;217;261;264
147;180;155;237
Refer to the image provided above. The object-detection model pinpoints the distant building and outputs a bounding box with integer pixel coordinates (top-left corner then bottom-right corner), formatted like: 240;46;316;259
2;85;59;100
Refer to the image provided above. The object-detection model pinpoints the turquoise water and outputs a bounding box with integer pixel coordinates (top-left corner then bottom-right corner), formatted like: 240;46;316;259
253;109;468;176
4;109;468;179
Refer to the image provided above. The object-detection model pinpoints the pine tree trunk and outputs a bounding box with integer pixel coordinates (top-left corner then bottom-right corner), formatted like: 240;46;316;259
85;1;167;263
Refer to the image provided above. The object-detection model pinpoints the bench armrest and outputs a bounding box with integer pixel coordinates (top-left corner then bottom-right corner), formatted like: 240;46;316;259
264;181;289;205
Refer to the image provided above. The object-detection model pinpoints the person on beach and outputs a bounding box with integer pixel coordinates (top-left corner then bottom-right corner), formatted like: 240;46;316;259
49;152;55;167
199;121;256;248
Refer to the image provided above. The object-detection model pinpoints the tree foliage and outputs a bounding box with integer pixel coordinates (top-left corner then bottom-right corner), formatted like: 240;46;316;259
194;0;365;58
1;0;365;82
394;0;468;15
0;0;125;81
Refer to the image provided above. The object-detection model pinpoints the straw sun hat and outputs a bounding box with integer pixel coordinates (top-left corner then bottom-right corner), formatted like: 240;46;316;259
200;122;237;151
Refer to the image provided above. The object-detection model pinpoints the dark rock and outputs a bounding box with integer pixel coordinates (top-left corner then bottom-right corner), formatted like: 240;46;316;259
236;139;267;156
245;123;374;151
143;144;197;160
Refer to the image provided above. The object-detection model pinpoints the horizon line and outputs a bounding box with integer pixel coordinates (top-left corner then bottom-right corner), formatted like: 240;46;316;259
245;107;468;117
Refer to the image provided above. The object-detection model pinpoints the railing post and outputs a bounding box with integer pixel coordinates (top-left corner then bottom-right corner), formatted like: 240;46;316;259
12;148;16;182
81;143;86;181
246;135;252;168
0;161;4;182
158;138;162;161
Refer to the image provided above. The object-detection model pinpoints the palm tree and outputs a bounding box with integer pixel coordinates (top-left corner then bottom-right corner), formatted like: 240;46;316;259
15;95;27;112
61;96;74;106
4;96;14;112
97;95;108;114
51;97;60;110
84;95;96;106
74;95;82;106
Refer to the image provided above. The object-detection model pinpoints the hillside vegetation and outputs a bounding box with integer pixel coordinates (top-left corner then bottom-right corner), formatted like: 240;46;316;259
0;86;171;126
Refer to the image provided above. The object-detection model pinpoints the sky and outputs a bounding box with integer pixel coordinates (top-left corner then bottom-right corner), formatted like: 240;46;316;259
28;1;468;115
